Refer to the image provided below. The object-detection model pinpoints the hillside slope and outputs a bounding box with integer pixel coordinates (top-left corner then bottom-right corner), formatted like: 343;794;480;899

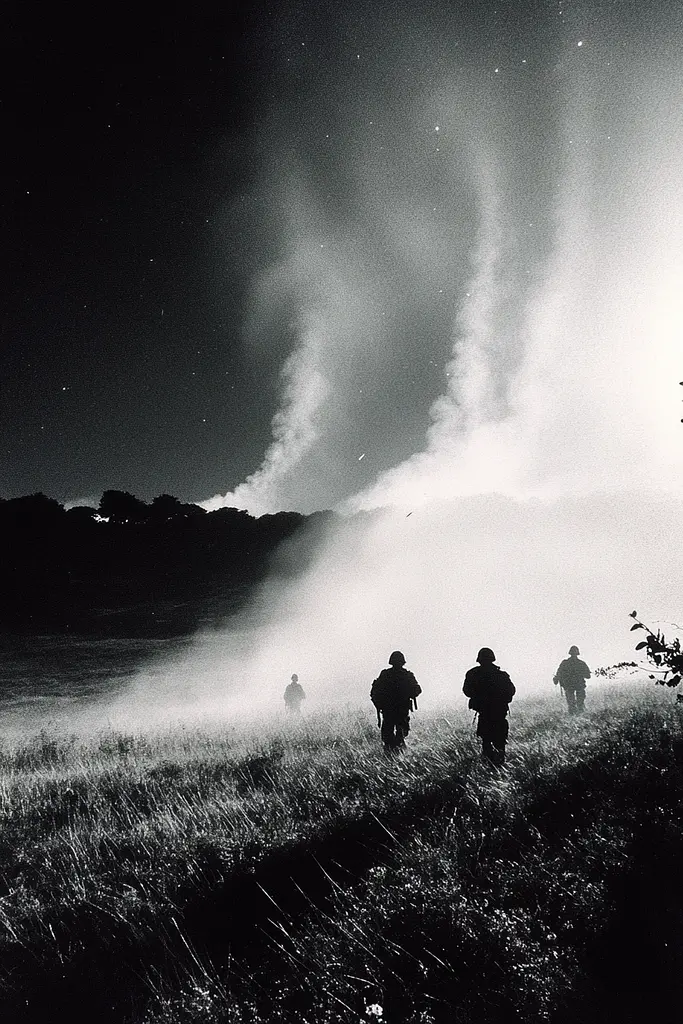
0;683;681;1023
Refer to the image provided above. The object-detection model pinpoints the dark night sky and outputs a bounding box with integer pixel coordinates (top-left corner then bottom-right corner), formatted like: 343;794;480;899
3;1;277;502
3;1;682;510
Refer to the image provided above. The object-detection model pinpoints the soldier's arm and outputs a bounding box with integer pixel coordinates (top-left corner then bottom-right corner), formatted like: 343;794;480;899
498;671;515;698
370;678;381;706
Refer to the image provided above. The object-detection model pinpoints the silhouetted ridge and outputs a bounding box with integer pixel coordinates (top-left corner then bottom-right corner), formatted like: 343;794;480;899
0;491;332;637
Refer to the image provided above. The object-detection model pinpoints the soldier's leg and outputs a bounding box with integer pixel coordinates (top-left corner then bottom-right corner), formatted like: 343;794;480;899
497;720;507;761
565;687;576;714
394;717;409;750
478;715;496;762
398;715;410;747
492;717;509;765
499;718;509;764
576;686;586;713
383;714;403;751
380;716;394;749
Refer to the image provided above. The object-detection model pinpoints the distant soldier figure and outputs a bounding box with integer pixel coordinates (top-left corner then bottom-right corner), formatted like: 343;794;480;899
463;648;516;766
284;673;306;715
371;651;422;753
554;645;591;715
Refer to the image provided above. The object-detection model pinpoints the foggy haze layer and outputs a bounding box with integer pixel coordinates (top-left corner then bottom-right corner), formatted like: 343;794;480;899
93;491;681;734
99;5;683;728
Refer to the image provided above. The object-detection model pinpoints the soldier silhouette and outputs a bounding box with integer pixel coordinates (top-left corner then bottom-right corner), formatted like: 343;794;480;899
284;673;306;715
463;647;515;766
554;645;591;714
371;651;421;753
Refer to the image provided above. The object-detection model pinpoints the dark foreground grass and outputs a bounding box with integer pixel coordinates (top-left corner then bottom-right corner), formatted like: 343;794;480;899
1;684;682;1023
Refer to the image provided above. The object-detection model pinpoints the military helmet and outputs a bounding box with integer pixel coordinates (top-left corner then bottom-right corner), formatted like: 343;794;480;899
568;645;580;656
388;650;406;666
476;647;496;664
291;673;299;682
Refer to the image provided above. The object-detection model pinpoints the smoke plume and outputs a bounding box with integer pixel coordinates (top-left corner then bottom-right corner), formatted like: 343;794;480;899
101;6;683;730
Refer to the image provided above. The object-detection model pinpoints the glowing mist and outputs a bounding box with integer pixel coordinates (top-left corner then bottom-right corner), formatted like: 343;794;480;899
105;12;683;731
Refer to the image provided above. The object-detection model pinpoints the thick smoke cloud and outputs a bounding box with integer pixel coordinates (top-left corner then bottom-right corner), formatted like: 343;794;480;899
103;5;683;730
352;58;683;509
206;6;683;517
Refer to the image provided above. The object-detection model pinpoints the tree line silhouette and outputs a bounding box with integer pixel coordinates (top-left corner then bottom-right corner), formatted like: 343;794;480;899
0;491;328;637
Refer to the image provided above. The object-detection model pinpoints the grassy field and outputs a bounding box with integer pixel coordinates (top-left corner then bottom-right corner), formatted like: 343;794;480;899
0;681;682;1024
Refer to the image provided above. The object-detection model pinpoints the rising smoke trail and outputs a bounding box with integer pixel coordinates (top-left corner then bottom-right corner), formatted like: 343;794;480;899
345;139;521;511
432;150;503;435
351;52;683;511
203;311;328;515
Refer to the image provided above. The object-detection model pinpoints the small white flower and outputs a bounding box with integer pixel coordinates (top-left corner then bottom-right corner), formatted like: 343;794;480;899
366;1005;384;1018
